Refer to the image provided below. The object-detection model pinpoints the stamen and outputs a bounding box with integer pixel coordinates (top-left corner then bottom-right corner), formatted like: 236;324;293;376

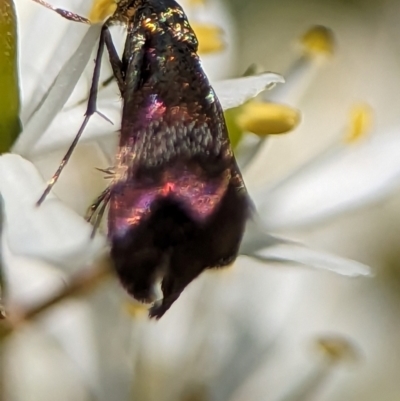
235;27;334;167
267;25;335;105
89;0;117;23
123;301;150;317
344;103;373;144
300;25;335;58
236;102;301;136
314;335;360;364
277;335;360;401
191;23;225;54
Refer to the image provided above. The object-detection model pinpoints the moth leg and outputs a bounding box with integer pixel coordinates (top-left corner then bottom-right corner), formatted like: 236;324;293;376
86;186;112;223
90;190;111;238
74;75;115;107
103;26;125;96
149;254;204;319
71;28;124;109
95;166;116;179
31;0;90;24
101;75;115;89
149;283;180;319
37;25;109;205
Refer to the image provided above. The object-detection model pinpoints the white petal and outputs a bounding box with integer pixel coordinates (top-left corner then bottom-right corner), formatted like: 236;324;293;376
40;299;102;397
29;97;122;157
17;0;93;118
241;219;372;277
29;72;283;156
239;57;325;173
239;60;319;172
6;327;89;401
84;283;135;401
0;154;106;269
2;238;67;305
267;57;322;105
214;73;285;110
254;129;400;230
239;218;285;255
236;133;266;171
250;243;372;277
13;25;102;157
31;142;113;216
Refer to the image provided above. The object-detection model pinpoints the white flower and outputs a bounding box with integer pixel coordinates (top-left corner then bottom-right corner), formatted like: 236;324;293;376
254;127;400;230
3;0;377;400
230;2;400;400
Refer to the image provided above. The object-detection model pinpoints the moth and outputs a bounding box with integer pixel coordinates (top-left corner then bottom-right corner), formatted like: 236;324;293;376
34;0;250;318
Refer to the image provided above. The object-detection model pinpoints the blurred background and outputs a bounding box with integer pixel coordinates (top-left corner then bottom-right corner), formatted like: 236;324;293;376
4;0;400;400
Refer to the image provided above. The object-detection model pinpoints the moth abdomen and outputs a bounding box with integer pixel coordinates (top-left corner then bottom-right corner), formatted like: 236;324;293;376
110;169;249;318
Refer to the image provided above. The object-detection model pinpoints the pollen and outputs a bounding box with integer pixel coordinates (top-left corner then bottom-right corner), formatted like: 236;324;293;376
235;102;301;136
345;103;373;144
191;23;225;54
314;335;361;364
123;301;149;318
89;0;117;23
300;25;335;57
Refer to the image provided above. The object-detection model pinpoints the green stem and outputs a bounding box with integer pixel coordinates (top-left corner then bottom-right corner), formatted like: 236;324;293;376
0;0;21;153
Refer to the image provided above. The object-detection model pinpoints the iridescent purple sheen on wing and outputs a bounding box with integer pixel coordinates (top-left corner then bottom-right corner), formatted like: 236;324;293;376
109;165;231;239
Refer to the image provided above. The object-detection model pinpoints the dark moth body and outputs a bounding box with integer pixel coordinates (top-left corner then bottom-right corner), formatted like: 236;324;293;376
109;0;249;318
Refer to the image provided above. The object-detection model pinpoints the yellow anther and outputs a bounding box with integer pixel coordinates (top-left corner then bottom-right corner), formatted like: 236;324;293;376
345;103;373;143
191;23;225;54
300;25;335;57
235;102;301;136
89;0;117;23
314;335;360;364
123;301;148;318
